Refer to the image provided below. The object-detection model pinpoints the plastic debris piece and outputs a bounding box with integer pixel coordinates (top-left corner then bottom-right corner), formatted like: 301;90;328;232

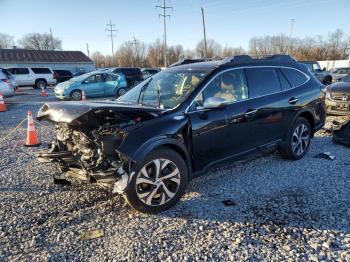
53;178;72;186
222;199;237;206
314;152;336;160
80;230;104;240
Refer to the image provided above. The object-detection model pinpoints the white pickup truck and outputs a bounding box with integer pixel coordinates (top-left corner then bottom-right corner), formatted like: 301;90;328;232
6;67;57;89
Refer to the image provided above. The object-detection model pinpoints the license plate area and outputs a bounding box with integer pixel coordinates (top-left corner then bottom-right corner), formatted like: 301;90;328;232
336;103;349;111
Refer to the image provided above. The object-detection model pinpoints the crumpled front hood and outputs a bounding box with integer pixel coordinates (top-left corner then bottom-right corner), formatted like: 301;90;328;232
37;101;162;124
329;82;350;94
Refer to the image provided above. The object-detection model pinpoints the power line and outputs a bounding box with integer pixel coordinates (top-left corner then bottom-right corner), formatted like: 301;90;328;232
156;0;173;68
105;20;118;65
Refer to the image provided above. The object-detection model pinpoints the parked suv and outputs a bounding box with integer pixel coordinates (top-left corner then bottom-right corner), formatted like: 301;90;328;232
108;67;143;88
6;67;57;89
36;55;326;213
53;70;73;83
300;61;332;85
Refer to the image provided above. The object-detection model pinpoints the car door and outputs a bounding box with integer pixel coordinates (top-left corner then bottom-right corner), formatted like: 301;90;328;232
81;74;104;96
239;67;287;148
188;70;246;171
8;68;30;86
103;73;119;96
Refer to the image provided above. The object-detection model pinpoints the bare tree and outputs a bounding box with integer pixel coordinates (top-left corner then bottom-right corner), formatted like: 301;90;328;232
196;39;222;59
0;33;14;49
222;46;246;57
91;51;106;68
18;33;62;51
147;39;164;67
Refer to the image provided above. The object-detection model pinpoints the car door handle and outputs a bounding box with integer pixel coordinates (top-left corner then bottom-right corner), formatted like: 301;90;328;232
288;97;298;104
244;109;258;117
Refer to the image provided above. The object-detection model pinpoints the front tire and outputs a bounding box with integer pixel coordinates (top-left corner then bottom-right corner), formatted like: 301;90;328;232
279;117;311;160
123;147;188;214
71;90;82;101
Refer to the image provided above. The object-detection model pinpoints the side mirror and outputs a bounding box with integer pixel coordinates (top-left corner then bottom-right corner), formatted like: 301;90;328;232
203;97;226;110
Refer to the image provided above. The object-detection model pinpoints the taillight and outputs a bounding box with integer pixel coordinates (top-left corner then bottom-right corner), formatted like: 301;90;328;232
1;79;10;84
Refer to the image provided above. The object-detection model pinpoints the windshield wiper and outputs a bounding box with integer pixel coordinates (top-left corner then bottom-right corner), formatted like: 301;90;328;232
138;78;152;106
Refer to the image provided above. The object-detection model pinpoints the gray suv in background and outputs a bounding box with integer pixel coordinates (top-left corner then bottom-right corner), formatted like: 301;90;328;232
300;61;332;85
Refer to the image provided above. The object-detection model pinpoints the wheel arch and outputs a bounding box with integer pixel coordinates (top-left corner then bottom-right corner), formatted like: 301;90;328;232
293;109;316;137
131;137;193;177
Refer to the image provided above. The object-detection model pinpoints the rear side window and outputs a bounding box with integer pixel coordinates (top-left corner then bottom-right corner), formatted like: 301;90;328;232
245;67;281;98
105;74;119;81
31;68;52;74
280;68;308;87
8;68;29;75
277;69;292;90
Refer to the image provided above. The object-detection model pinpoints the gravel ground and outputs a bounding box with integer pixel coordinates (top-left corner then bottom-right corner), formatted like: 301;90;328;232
0;90;350;261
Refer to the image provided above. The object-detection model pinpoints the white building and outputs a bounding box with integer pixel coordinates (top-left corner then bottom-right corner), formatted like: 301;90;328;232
0;48;95;73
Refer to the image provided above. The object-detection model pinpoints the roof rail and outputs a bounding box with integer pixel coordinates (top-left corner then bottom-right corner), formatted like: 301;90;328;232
220;55;252;64
220;54;297;65
168;58;214;68
264;54;297;62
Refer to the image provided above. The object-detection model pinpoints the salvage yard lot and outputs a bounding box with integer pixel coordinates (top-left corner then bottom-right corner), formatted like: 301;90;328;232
0;89;349;261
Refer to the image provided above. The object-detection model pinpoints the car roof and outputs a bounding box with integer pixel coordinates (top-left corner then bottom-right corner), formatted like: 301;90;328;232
166;55;301;72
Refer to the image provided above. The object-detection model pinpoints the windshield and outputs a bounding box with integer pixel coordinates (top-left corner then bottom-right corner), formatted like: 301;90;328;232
117;69;208;109
70;73;92;82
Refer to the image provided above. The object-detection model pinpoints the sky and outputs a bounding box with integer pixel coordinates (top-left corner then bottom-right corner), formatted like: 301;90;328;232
0;0;349;56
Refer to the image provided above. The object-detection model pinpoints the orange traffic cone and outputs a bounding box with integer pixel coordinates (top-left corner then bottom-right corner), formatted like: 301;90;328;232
81;90;87;101
41;86;48;97
24;111;40;147
0;93;7;112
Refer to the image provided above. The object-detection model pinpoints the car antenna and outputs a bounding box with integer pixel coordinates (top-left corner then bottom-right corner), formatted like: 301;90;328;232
157;84;161;108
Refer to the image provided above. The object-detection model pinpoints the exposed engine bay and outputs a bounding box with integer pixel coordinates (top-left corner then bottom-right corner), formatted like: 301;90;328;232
36;102;161;192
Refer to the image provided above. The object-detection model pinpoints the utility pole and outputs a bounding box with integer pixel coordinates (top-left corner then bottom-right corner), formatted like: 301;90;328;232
86;43;90;57
49;27;54;51
132;37;139;67
106;20;117;66
156;0;173;68
289;18;295;55
201;7;208;58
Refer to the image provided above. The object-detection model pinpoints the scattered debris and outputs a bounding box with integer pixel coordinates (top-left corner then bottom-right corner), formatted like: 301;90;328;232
332;119;350;147
314;152;336;160
53;178;72;186
79;229;104;240
222;199;237;206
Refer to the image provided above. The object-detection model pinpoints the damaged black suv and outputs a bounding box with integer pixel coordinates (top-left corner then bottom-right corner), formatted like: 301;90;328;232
36;55;326;213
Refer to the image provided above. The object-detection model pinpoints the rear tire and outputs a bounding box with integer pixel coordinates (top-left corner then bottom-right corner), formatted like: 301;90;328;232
123;147;188;214
117;87;127;97
279;117;311;160
34;79;47;89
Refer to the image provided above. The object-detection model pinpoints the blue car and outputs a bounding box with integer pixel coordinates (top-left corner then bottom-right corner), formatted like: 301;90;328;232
54;72;128;101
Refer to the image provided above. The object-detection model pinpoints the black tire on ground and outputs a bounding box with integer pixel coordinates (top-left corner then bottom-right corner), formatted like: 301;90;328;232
123;147;188;214
34;79;47;89
279;117;312;160
117;87;127;97
71;90;82;101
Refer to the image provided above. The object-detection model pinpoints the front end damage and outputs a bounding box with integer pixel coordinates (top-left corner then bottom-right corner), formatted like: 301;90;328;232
35;102;161;193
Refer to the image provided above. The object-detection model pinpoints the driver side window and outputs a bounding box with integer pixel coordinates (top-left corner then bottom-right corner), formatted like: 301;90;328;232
85;74;103;84
192;69;248;110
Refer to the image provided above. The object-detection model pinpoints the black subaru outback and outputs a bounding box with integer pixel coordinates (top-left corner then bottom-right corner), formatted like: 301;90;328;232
36;55;326;213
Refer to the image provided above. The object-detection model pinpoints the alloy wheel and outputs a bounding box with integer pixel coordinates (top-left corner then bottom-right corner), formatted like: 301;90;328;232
135;159;181;206
291;123;309;156
72;91;82;101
